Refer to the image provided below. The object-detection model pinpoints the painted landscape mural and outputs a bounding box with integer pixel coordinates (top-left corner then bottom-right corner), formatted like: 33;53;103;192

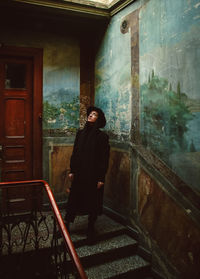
140;0;200;191
43;96;79;133
42;39;80;135
95;10;132;140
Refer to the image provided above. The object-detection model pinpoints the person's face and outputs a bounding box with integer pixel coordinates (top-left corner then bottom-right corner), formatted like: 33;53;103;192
88;111;98;123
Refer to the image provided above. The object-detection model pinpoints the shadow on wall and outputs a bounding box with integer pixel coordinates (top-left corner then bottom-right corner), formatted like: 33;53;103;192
104;149;130;214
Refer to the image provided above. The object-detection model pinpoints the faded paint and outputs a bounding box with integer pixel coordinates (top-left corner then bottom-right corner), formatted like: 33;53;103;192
140;0;200;192
94;1;200;277
1;2;200;278
43;39;80;134
138;172;153;216
105;148;130;213
138;168;200;278
50;144;73;197
0;28;80;135
0;19;81;190
94;10;132;140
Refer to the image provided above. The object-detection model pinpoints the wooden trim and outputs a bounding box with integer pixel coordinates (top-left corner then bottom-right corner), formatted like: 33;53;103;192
12;0;136;18
14;0;110;18
0;45;43;179
32;48;43;179
108;0;136;16
135;144;200;219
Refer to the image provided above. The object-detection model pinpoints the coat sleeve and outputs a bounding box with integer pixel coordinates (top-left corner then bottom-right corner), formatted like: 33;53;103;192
97;132;110;182
70;129;81;173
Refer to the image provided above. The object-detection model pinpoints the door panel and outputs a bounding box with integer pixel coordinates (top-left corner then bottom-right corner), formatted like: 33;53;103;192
0;57;33;181
5;98;25;137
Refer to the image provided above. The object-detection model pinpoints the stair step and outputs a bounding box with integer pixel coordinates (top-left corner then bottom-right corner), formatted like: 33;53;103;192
75;234;138;268
77;234;137;258
85;254;150;279
68;214;126;245
60;213;153;278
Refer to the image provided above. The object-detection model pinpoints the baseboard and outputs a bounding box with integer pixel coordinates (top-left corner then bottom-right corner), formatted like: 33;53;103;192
103;206;139;238
126;225;139;240
137;245;152;263
103;206;169;279
103;206;127;226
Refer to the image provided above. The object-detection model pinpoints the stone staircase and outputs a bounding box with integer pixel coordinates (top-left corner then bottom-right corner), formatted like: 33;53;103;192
65;214;161;279
0;210;162;279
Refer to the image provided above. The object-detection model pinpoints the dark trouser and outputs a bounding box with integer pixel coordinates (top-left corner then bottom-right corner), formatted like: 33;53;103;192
64;211;97;229
88;213;97;230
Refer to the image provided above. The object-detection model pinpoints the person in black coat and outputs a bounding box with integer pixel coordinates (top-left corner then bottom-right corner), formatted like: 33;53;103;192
65;106;110;242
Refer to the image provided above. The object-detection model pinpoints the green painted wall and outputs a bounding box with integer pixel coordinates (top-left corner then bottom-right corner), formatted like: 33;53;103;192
95;8;133;140
95;0;200;193
95;2;200;277
43;40;80;134
140;0;200;191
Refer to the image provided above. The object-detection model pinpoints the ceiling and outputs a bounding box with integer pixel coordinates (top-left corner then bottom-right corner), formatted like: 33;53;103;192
8;0;136;18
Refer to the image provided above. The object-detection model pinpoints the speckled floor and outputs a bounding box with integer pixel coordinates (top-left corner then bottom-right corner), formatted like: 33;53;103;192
76;234;137;258
61;214;151;279
1;211;153;278
65;214;126;242
85;255;149;279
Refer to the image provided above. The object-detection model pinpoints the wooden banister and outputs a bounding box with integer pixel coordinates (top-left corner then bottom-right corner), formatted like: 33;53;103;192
0;180;88;279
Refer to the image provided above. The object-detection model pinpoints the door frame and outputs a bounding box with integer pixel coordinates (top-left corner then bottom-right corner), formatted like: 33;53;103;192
0;45;43;179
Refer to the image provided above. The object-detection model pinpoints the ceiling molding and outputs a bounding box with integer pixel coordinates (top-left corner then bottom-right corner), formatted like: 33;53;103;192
13;0;136;18
109;0;136;16
13;0;109;18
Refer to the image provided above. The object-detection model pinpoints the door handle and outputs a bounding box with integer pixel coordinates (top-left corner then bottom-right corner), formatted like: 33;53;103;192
0;145;2;157
0;145;3;161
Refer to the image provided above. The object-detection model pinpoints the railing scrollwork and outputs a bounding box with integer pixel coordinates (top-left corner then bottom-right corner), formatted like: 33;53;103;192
0;180;87;279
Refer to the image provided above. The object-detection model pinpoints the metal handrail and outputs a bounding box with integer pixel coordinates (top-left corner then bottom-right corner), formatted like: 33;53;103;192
0;179;87;279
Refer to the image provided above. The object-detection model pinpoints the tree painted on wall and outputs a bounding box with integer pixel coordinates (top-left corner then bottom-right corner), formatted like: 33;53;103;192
43;96;79;133
141;71;193;163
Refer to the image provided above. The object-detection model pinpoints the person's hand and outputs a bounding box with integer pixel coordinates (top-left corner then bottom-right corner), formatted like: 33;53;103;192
68;173;74;181
66;187;71;193
97;181;104;189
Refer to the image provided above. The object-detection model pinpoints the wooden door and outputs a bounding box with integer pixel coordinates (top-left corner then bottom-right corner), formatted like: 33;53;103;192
0;46;43;182
0;57;33;181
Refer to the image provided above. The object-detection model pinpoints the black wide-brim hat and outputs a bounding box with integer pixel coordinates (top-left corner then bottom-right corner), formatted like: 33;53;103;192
87;106;106;128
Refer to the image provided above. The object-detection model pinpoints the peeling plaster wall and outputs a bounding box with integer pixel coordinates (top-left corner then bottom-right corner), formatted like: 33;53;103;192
1;1;200;277
95;0;200;278
138;168;200;278
43;40;80;134
105;148;131;215
94;6;133;141
140;0;200;193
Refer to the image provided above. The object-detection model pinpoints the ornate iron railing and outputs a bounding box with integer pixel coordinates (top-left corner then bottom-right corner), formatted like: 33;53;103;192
0;180;87;279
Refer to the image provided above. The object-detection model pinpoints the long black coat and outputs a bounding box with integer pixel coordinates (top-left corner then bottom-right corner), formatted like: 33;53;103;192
66;123;110;220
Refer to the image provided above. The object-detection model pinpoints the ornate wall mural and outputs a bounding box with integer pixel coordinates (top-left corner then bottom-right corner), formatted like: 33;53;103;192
43;40;80;136
94;12;132;140
43;96;79;133
140;0;200;192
